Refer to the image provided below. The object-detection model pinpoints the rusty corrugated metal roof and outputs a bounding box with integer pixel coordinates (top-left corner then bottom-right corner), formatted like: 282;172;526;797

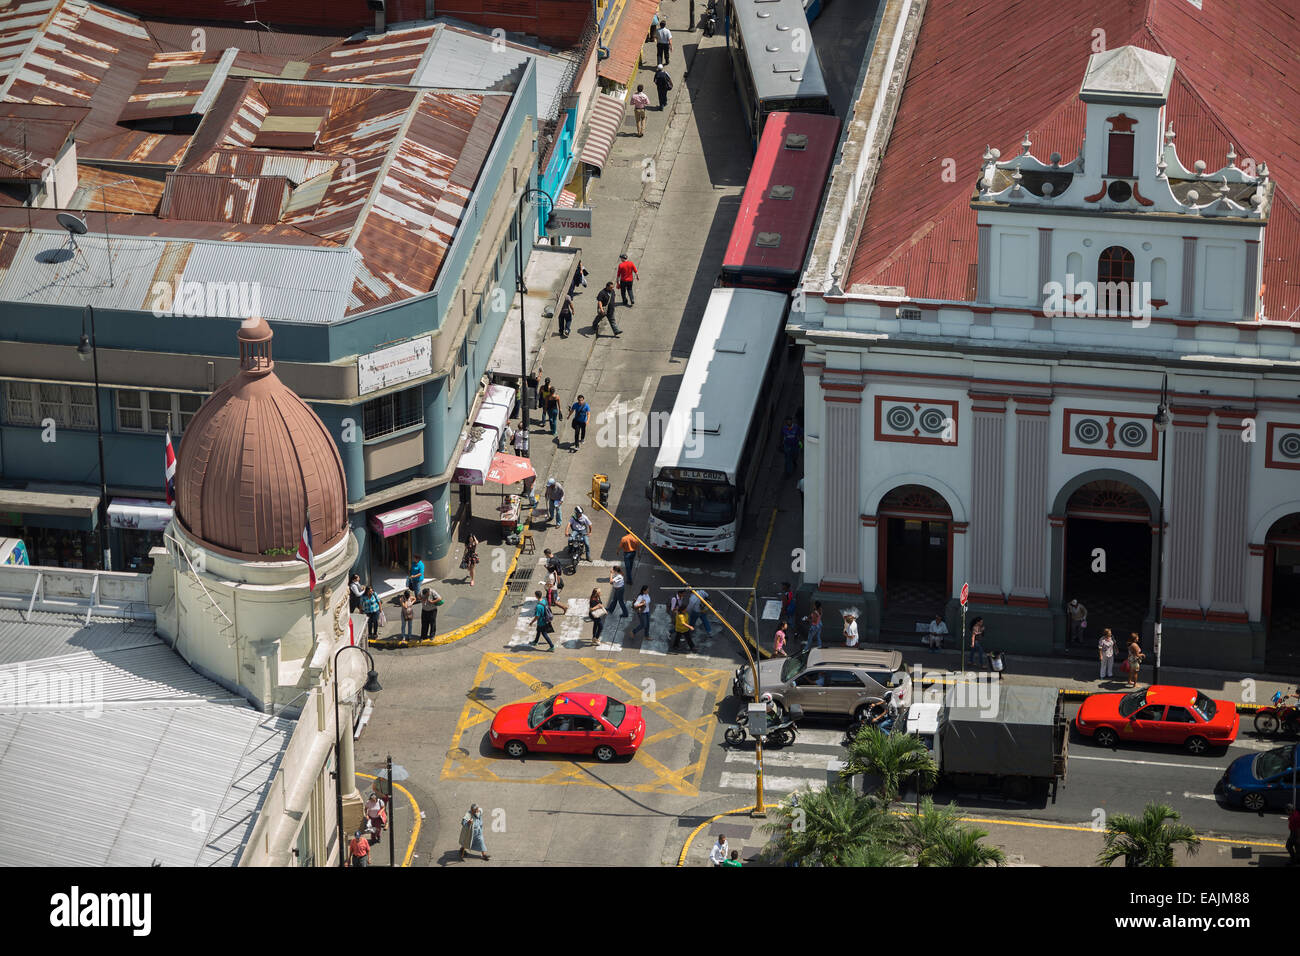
597;0;657;85
159;171;289;223
847;0;1300;321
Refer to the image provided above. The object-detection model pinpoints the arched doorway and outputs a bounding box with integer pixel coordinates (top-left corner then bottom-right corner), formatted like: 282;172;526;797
1263;513;1300;672
1062;479;1152;639
878;484;952;623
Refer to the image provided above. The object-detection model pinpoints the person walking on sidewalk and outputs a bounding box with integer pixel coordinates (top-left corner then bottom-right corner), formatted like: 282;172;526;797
1125;632;1144;687
805;601;823;649
570;261;589;297
349;573;364;612
513;420;529;458
672;605;697;652
1098;627;1115;680
780;417;802;477
594;281;622;336
399;588;416;640
545;564;565;612
842;611;859;648
361;585;381;640
619;531;639;584
656;21;673;65
653;64;673;110
463;533;480;586
458;805;490;861
616;253;639;306
632;585;651;637
543;382;561;434
588;588;607;644
349;830;370;867
1067;598;1088;645
969;617;988;669
420;586;443;640
687;589;713;636
609;566;628;616
558;292;574;338
545;478;564;524
531;591;556;650
568;395;591;449
631;84;650;136
774;620;788;657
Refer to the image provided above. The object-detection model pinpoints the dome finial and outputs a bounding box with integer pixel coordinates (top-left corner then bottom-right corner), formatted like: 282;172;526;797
237;316;274;376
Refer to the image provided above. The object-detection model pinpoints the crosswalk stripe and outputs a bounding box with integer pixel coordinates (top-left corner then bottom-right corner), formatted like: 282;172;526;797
724;750;843;770
503;599;721;658
718;771;827;794
791;728;850;748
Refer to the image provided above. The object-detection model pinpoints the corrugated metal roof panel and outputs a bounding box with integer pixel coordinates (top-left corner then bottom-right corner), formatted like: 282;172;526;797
597;0;657;85
0;609;157;666
160;172;290;224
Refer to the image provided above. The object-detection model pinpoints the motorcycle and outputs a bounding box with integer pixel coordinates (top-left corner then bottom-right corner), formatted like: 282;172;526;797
1253;689;1299;737
724;702;803;748
564;528;587;573
701;0;718;37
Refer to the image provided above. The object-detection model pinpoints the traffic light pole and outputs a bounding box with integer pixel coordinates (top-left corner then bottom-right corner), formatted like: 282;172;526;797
588;479;768;817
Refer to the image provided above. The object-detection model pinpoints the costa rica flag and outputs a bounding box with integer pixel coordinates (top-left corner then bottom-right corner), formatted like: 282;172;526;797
164;431;176;506
297;521;316;590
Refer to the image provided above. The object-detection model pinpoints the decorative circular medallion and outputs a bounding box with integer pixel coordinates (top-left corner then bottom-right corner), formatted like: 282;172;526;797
1074;418;1104;444
886;406;915;431
1278;432;1300;459
918;408;947;434
1118;422;1148;448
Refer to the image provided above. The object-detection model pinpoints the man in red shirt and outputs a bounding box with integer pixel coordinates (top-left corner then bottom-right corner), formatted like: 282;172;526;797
616;253;639;306
349;830;370;867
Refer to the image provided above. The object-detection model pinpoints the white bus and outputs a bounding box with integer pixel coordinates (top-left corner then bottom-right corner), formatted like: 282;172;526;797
645;287;789;552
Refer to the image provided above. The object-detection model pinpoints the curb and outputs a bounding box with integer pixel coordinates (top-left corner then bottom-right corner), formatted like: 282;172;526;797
370;517;531;650
677;806;760;866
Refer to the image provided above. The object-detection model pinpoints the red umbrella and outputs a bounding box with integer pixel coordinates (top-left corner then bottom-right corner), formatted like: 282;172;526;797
485;453;536;485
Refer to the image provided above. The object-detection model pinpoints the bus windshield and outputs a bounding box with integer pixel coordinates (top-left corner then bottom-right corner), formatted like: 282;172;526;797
651;478;736;526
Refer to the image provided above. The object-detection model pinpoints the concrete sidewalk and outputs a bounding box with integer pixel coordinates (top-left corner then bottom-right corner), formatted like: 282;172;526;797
676;802;1291;867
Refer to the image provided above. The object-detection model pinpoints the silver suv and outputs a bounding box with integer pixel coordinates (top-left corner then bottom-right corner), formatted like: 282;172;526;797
734;647;910;721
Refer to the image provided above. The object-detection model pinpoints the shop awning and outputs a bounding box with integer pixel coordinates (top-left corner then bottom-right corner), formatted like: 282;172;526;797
555;189;577;208
369;500;434;538
452;427;499;486
597;0;659;85
0;487;98;520
107;498;173;531
474;383;514;435
579;93;627;171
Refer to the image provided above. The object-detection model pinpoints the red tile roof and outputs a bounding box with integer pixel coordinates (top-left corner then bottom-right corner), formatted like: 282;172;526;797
847;0;1300;322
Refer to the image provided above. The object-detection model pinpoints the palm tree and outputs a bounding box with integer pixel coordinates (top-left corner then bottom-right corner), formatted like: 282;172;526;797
898;797;962;858
761;784;900;866
1097;803;1201;867
921;826;1007;867
842;725;938;802
839;840;910;867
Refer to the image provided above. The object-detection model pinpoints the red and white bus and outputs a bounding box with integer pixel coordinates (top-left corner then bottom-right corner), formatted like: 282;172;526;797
719;111;841;292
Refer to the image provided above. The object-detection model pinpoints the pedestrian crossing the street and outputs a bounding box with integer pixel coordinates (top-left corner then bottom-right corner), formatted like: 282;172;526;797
502;597;719;659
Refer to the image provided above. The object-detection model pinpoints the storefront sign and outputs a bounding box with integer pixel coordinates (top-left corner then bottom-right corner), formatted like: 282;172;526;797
546;208;592;237
358;336;433;396
108;498;173;531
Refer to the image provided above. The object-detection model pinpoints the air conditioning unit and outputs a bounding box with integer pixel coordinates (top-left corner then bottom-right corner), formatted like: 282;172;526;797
898;306;922;321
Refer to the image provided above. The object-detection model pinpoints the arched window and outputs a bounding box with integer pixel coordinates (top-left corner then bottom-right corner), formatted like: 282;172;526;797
1097;246;1135;315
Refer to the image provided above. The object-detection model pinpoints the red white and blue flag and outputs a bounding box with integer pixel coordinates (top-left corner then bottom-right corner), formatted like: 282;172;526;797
163;431;177;506
297;521;316;590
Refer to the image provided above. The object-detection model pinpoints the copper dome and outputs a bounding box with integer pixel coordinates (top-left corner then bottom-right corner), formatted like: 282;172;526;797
175;318;349;559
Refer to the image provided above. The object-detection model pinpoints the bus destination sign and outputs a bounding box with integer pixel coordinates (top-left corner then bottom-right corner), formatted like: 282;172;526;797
662;468;727;482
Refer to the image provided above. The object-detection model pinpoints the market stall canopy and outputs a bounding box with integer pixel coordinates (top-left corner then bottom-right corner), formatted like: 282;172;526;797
485;453;535;485
474;383;514;434
107;498;173;531
369;500;434;538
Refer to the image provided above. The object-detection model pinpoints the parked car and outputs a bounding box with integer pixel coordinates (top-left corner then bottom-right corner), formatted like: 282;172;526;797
733;647;909;721
1221;743;1299;811
1074;685;1239;754
490;693;645;762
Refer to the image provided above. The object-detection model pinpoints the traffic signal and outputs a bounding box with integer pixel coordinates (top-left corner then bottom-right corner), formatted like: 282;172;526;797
592;474;609;509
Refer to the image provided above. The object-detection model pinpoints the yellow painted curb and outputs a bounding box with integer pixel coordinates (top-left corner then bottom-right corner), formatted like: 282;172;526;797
358;772;422;866
677;806;759;866
372;518;531;650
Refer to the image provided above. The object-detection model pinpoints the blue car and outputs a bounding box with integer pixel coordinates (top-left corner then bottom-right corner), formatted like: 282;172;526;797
1221;743;1298;811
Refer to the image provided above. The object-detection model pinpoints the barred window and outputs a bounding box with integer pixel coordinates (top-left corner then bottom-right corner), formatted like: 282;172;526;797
4;381;96;430
362;385;424;441
116;390;203;435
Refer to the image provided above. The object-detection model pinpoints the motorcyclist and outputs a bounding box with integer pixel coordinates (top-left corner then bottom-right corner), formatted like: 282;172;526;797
568;506;593;561
760;692;784;729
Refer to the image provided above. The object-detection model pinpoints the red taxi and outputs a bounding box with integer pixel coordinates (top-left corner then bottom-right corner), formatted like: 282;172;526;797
1075;684;1239;754
490;693;645;762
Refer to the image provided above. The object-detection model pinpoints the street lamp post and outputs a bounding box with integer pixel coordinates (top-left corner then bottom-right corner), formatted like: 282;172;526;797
1152;374;1171;685
515;186;554;431
333;645;382;867
76;305;111;571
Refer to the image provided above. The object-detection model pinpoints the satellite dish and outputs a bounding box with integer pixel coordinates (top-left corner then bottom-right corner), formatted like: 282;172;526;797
56;212;88;235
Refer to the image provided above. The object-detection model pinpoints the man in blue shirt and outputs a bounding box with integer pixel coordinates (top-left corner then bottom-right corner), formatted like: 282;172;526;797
568;394;591;450
407;557;424;594
530;590;554;649
780;418;802;476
